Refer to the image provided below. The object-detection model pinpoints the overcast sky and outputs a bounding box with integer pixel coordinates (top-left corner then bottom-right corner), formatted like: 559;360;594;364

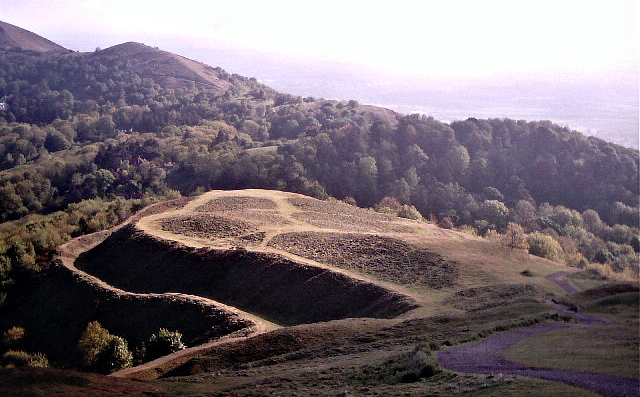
2;0;638;80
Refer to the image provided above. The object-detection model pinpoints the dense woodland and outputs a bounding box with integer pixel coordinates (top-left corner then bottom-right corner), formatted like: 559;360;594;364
0;45;638;368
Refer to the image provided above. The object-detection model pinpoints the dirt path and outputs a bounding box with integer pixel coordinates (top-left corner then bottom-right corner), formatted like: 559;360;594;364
111;327;262;379
135;189;429;315
55;199;280;379
437;270;640;397
545;268;582;294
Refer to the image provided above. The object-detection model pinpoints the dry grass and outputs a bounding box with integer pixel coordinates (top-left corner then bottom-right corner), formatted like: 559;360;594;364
287;197;419;232
443;284;542;311
268;232;458;288
585;262;639;282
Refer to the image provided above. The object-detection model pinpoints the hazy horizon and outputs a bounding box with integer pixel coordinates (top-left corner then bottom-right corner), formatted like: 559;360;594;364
1;0;638;148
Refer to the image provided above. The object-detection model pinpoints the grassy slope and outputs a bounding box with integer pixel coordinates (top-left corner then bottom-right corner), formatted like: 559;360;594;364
502;286;639;378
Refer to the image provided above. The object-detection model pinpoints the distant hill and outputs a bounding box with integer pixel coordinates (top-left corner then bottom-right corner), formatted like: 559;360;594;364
91;42;232;91
0;20;67;52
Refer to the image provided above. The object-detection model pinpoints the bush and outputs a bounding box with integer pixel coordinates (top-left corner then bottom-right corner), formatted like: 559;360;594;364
456;225;478;236
1;350;49;368
375;196;401;213
76;321;133;373
146;328;185;361
439;217;454;229
397;205;422;220
565;253;589;268
26;352;49;368
2;326;25;348
381;345;440;384
354;345;441;386
95;336;133;374
527;232;564;261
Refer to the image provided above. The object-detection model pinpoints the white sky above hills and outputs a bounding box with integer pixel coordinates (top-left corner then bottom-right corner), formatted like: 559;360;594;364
3;0;638;80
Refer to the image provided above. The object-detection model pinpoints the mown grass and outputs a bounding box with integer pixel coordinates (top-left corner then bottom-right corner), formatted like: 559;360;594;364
502;288;639;378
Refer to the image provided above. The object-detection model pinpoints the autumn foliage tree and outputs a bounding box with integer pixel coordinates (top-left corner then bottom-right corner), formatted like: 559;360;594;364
503;222;528;250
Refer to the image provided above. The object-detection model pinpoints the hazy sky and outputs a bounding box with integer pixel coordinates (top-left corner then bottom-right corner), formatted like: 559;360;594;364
2;0;638;80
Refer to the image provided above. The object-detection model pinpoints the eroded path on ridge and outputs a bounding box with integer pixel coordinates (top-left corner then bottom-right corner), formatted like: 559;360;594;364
135;189;454;314
56;199;281;379
438;270;640;397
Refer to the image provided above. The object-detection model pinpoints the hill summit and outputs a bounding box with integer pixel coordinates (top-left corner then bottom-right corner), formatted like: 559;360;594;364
0;20;67;52
90;41;233;91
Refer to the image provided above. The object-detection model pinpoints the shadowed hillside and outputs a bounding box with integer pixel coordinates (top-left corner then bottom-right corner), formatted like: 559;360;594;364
76;224;419;325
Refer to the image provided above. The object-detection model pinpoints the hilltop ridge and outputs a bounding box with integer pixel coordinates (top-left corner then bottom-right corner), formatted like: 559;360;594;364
0;20;67;52
91;41;234;91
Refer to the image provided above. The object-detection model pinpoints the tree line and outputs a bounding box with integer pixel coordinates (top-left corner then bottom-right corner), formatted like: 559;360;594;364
0;46;637;314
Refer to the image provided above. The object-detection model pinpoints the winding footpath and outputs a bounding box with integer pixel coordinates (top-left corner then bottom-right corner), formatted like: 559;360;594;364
438;270;640;397
55;200;280;380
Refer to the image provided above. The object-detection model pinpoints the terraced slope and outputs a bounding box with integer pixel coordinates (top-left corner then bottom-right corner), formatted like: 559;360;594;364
75;190;425;325
43;189;582;379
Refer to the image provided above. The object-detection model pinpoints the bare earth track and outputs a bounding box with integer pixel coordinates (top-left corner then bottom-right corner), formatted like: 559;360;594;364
438;270;640;397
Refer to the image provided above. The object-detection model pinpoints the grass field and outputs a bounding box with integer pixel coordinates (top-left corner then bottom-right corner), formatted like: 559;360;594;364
502;287;639;378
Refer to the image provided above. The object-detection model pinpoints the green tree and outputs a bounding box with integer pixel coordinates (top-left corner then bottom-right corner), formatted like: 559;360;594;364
480;200;509;231
76;320;132;373
76;321;112;369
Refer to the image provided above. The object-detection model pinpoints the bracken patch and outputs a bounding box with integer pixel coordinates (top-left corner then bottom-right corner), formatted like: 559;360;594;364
160;214;257;239
268;232;458;288
195;196;277;212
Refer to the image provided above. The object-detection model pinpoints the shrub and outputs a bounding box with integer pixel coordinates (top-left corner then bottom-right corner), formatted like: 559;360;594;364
565;253;589;268
484;229;502;242
439;217;454;229
343;196;357;206
95;336;133;374
1;350;49;368
375;196;401;213
146;328;185;361
26;352;49;368
397;205;422;220
456;225;478;236
76;321;133;373
527;232;564;261
2;326;25;348
1;350;31;367
379;345;441;384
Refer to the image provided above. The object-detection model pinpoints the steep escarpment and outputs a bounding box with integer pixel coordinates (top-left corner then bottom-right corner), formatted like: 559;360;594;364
75;225;418;325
